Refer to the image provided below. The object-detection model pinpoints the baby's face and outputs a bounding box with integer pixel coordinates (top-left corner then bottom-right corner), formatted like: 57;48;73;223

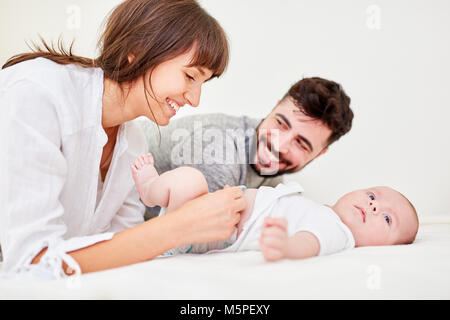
331;186;418;247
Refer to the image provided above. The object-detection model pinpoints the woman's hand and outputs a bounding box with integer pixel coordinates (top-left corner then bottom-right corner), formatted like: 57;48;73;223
171;185;246;245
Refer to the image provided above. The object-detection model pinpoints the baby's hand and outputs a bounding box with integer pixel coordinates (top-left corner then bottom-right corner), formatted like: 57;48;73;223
259;217;289;262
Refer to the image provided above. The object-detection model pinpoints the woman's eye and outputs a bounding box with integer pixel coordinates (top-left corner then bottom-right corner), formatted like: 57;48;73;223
368;194;375;201
384;215;391;225
185;73;195;81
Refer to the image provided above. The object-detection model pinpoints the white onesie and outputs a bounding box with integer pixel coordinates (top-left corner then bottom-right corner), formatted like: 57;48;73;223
163;182;355;256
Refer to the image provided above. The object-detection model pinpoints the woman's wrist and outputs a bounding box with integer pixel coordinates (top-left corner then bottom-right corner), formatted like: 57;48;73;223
158;206;194;248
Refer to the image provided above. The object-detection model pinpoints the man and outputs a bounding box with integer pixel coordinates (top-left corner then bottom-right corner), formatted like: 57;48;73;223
139;77;353;219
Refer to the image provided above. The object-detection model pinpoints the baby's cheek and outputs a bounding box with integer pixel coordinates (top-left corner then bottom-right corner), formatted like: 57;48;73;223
351;226;370;247
355;226;388;247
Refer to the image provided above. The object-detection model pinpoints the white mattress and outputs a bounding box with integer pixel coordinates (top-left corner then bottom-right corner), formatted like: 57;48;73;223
1;215;450;299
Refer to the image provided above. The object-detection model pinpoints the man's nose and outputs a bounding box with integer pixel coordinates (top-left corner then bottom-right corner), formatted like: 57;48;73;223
271;131;290;154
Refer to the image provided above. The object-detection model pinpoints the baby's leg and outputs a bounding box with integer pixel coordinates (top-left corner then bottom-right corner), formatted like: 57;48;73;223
131;154;208;211
160;166;209;213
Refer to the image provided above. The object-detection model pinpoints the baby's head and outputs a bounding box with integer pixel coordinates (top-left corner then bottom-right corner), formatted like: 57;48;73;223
331;186;419;247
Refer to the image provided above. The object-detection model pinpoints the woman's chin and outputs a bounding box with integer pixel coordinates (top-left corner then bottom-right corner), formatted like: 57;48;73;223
150;115;171;126
157;120;171;126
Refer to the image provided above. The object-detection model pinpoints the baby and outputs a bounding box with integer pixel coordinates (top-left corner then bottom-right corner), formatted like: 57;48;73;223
131;154;419;261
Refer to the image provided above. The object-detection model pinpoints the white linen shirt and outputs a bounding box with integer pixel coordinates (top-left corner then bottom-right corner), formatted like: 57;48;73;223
0;58;147;279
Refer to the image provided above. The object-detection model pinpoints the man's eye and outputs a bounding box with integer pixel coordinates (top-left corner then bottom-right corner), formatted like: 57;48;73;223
295;140;306;150
384;214;391;225
275;118;286;129
368;194;375;201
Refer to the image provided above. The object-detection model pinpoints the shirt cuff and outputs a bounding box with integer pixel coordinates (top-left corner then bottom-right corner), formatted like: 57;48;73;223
4;233;114;281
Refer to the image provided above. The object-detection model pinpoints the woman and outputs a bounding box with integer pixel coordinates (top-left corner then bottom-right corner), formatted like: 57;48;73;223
0;0;245;279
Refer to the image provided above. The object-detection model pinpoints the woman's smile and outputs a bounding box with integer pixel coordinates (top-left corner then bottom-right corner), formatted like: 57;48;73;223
166;98;182;116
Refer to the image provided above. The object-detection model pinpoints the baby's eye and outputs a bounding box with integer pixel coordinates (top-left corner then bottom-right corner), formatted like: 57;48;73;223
368;193;375;201
384;214;391;225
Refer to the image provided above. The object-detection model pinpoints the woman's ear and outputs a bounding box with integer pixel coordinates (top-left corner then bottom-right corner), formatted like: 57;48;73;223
127;54;135;64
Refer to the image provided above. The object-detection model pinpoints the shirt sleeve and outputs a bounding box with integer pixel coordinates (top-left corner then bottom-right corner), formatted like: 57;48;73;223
293;210;355;256
107;186;145;233
0;80;113;280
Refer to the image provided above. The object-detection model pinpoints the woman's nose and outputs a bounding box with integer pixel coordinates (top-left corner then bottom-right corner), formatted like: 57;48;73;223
184;85;201;108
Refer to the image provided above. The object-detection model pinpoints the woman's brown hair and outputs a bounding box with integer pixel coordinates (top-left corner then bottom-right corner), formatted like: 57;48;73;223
2;0;229;142
2;0;229;82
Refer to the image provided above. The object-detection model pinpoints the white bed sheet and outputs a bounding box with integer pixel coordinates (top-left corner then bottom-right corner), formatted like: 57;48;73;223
1;215;450;299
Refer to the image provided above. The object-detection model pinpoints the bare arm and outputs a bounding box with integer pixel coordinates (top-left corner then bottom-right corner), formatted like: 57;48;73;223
33;186;246;275
259;217;320;261
33;213;182;274
283;231;320;260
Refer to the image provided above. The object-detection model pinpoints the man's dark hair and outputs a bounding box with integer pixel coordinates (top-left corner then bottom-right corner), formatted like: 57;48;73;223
283;77;353;145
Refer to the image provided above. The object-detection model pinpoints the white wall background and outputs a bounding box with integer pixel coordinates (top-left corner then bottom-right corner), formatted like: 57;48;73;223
1;0;449;217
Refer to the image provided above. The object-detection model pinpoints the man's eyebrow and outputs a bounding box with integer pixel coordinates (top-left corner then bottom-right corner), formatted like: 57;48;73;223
276;113;314;152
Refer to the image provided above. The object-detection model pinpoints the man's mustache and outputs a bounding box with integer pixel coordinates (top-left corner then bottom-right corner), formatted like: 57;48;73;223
259;134;293;169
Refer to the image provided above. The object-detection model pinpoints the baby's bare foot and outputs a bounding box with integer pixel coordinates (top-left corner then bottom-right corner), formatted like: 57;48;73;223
131;153;159;204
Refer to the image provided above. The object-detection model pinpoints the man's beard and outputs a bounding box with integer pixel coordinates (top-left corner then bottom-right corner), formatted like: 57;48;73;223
250;162;298;178
249;120;297;178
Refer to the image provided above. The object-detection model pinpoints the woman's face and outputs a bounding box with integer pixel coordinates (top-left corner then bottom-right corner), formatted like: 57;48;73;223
129;45;214;126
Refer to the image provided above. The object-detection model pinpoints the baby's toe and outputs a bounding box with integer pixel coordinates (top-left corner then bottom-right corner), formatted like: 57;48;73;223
144;153;154;165
138;155;147;167
132;159;142;170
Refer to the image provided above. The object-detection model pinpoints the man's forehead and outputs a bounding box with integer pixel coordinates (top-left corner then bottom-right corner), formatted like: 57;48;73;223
274;97;300;111
273;101;331;134
273;99;323;123
273;102;307;122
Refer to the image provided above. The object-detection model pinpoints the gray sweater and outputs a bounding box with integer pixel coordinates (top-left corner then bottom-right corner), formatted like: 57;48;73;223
138;113;283;219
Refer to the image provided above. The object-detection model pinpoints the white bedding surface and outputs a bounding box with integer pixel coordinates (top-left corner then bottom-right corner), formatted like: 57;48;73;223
1;216;450;299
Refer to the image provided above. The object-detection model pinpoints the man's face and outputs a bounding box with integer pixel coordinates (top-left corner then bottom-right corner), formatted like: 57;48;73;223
252;98;332;176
